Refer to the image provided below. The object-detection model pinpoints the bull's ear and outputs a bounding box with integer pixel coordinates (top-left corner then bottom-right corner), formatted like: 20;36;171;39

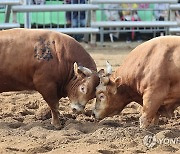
111;77;122;95
74;62;92;77
74;62;79;76
111;86;117;95
100;76;110;85
106;61;112;75
114;77;122;87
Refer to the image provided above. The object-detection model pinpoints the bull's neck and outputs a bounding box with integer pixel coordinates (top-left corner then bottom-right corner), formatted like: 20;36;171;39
57;65;75;98
65;73;77;96
119;84;143;106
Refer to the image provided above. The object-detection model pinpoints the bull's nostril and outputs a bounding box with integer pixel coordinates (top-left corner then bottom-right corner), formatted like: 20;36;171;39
72;108;77;113
92;112;95;117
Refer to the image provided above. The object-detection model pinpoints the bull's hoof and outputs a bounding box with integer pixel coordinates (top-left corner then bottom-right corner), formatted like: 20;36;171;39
139;116;150;129
150;117;159;126
140;124;148;129
51;121;63;130
54;125;63;130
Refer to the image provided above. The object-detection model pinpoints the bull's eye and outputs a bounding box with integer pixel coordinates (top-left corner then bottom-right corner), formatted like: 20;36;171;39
99;93;105;101
79;85;87;94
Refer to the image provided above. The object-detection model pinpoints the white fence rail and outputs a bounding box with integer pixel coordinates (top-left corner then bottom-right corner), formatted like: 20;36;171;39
50;27;99;34
0;0;23;5
91;21;178;28
12;4;99;12
0;23;20;29
91;0;178;4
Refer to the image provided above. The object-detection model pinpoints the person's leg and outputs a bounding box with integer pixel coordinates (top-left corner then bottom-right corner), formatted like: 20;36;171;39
65;0;72;26
72;18;80;40
72;18;78;27
135;31;142;42
124;19;131;42
159;16;165;36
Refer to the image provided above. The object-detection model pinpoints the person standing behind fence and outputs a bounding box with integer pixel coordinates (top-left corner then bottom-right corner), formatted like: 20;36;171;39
121;3;141;43
104;4;121;42
154;3;169;36
65;0;72;26
175;0;180;23
65;0;86;41
31;0;45;5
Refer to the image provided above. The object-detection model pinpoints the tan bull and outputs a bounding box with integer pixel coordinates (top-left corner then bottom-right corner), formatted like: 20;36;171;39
93;36;180;128
0;28;100;129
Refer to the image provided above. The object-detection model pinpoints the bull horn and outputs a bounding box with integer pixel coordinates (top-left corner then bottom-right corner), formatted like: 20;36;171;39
78;66;92;76
106;61;112;75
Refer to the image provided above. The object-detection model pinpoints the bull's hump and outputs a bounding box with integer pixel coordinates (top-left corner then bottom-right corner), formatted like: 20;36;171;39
119;36;180;85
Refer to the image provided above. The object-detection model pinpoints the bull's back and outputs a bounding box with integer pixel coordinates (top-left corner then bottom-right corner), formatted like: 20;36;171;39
115;36;180;95
0;28;96;92
0;29;42;91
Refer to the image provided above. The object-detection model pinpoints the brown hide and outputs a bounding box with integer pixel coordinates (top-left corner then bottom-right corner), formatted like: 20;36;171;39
113;36;180;102
95;36;180;128
0;28;97;128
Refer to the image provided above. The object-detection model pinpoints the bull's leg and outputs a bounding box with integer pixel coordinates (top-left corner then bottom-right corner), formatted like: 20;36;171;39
151;106;166;125
139;90;166;129
45;97;61;129
163;101;180;118
158;101;180;118
151;113;160;126
150;100;180;126
34;81;61;129
140;102;161;129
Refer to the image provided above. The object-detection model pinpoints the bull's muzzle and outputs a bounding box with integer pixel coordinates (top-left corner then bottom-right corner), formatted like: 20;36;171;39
92;112;95;118
71;103;85;114
92;109;100;119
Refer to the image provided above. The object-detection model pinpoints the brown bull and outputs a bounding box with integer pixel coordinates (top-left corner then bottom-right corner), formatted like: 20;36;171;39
93;36;180;128
0;28;100;128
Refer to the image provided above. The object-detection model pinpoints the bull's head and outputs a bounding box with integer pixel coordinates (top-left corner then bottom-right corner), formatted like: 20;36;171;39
93;62;129;120
68;62;101;113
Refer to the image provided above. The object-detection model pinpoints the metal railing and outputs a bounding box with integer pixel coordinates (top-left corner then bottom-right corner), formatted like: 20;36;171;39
90;0;179;44
90;0;178;4
0;0;22;29
11;3;99;43
0;0;180;44
0;23;20;29
169;4;180;33
12;4;99;12
0;0;23;5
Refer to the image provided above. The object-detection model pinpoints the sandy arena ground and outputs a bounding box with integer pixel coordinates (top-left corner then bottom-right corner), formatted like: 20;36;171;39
0;42;179;154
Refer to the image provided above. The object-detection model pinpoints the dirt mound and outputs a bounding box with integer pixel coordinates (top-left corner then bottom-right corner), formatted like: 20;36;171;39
0;92;179;154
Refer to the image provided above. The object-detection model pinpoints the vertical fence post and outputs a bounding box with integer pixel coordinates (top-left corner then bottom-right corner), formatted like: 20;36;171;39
90;0;97;45
12;10;17;24
84;0;90;42
24;0;31;28
5;5;11;23
170;8;176;22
